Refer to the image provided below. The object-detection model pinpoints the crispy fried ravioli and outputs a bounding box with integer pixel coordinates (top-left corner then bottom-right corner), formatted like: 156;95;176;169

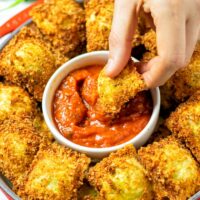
97;60;146;114
138;137;200;200
88;145;153;200
30;0;85;57
166;91;200;163
17;143;90;200
0;116;42;184
0;26;67;101
84;0;149;52
0;83;37;122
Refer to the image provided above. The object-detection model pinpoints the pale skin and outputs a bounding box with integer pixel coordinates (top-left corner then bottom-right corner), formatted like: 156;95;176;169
105;0;200;88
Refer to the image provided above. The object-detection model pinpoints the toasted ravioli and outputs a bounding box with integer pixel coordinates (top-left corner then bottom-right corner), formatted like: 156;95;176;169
0;83;37;122
0;26;67;101
0;117;42;184
88;145;153;200
166;91;200;163
97;60;146;114
138;137;200;200
17;143;90;200
84;0;114;51
84;0;147;52
30;0;85;57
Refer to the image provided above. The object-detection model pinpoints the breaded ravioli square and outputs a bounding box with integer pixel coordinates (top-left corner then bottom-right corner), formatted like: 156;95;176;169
0;25;67;101
166;91;200;163
84;0;114;52
0;116;42;184
30;0;85;57
138;137;200;200
17;143;90;200
88;145;153;200
0;83;37;122
97;60;146;114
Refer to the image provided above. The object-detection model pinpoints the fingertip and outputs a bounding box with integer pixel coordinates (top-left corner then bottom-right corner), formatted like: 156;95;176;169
105;59;116;77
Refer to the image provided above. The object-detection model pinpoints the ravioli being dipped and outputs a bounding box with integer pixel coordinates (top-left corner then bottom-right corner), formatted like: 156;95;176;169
97;60;146;114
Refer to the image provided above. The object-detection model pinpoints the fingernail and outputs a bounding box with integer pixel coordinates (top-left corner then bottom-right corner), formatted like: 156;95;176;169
105;59;114;76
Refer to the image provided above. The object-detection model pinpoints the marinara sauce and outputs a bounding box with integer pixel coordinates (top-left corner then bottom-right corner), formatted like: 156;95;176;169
53;65;153;148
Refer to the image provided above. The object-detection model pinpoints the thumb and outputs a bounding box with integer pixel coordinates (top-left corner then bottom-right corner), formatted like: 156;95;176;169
142;56;177;88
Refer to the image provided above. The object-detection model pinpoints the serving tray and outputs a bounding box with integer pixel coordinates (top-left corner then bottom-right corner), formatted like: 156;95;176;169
0;18;199;200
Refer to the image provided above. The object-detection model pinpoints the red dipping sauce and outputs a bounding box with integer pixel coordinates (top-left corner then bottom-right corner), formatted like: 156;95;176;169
53;65;153;148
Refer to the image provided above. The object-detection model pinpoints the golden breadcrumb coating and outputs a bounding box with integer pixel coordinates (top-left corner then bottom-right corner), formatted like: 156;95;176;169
84;0;113;51
0;26;67;101
138;136;200;200
88;145;153;200
0;116;42;184
97;60;146;114
166;91;200;163
0;83;37;122
160;42;200;105
33;110;54;142
17;142;90;200
84;0;148;52
140;51;156;62
141;29;157;54
30;0;85;57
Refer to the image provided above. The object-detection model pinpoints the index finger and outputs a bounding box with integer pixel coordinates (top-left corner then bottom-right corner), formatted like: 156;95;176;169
105;0;139;77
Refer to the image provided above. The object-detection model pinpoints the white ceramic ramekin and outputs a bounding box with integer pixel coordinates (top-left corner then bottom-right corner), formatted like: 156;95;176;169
42;51;160;158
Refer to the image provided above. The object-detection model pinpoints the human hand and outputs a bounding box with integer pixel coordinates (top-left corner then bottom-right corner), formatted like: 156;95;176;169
105;0;200;88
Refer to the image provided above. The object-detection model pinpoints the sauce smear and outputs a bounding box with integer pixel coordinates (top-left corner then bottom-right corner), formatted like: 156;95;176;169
53;65;153;148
